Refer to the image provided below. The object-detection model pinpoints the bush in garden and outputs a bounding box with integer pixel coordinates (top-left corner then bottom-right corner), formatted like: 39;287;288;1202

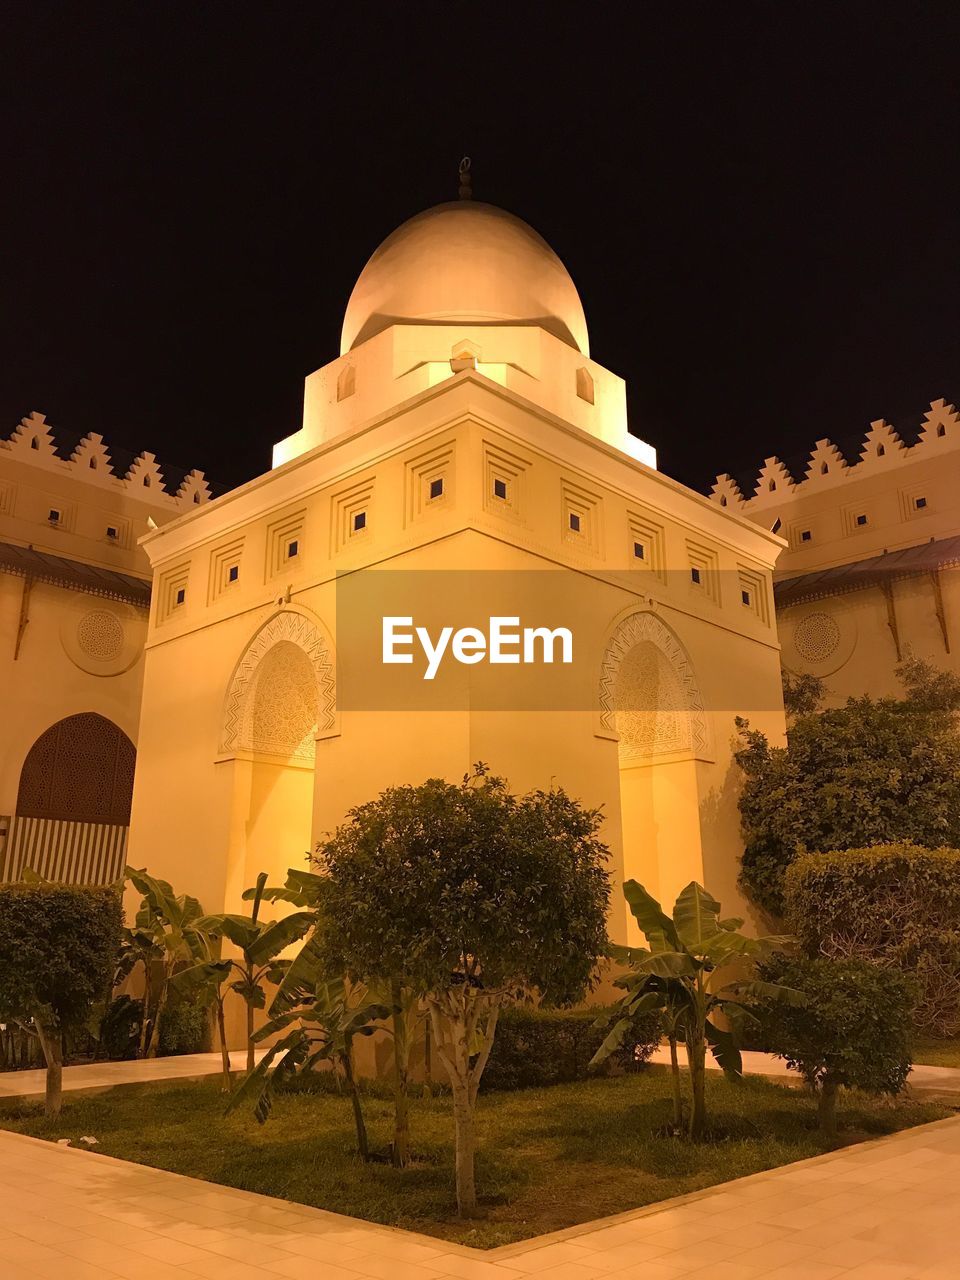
736;658;960;916
0;884;122;1116
158;993;210;1056
481;1004;660;1092
785;843;960;1035
98;995;143;1060
755;954;914;1137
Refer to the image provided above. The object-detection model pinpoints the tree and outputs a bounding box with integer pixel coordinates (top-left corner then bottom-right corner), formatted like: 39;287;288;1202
591;880;801;1139
122;868;207;1057
174;872;313;1075
314;766;611;1215
754;955;914;1137
737;658;960;916
0;885;121;1116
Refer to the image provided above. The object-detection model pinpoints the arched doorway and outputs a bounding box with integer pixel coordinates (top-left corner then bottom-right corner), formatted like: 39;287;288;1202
5;712;135;884
599;611;709;911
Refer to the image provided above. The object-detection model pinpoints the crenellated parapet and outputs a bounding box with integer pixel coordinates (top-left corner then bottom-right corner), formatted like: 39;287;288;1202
709;398;959;512
1;411;212;509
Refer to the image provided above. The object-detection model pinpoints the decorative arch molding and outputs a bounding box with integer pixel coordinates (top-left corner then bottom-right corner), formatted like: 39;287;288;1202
220;609;336;761
597;609;709;761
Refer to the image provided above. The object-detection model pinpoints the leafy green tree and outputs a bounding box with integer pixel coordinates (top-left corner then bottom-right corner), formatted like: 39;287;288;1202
592;880;801;1139
0;885;121;1116
754;954;914;1137
122;868;207;1058
314;766;611;1216
737;658;960;916
173;872;314;1076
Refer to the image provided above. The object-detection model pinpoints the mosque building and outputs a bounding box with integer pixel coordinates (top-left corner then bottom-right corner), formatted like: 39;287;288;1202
121;184;787;943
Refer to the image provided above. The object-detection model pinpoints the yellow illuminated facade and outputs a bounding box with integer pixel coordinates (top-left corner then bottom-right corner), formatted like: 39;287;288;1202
127;196;788;954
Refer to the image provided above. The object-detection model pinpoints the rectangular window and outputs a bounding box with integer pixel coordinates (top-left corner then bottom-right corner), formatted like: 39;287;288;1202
569;512;581;532
691;566;701;584
741;588;751;606
106;525;118;539
48;508;60;523
801;530;812;542
856;513;868;526
915;496;927;509
429;478;444;500
228;564;239;583
287;539;299;558
633;541;645;561
494;478;507;500
353;511;366;531
175;587;186;606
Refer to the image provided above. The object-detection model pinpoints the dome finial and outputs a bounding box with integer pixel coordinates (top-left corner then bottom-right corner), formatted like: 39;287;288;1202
458;156;472;200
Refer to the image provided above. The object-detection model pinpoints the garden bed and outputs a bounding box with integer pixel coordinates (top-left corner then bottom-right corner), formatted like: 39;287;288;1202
0;1067;948;1248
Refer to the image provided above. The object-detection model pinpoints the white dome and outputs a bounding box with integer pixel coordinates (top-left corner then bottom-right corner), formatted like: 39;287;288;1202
340;201;589;356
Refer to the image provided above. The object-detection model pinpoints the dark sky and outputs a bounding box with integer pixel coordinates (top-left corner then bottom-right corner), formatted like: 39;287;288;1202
2;3;957;497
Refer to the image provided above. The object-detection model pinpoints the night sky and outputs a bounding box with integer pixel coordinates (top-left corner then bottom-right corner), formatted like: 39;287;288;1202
2;3;957;497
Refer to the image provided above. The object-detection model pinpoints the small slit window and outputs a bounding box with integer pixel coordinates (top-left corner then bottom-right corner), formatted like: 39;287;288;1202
937;424;946;438
48;508;61;524
106;525;118;540
429;478;444;500
821;462;829;475
353;511;366;531
877;444;885;457
856;513;868;527
175;587;186;606
287;539;299;559
741;589;752;606
691;566;701;584
915;496;927;510
89;457;97;469
801;530;812;542
569;512;581;533
633;541;645;560
228;564;239;583
493;478;507;500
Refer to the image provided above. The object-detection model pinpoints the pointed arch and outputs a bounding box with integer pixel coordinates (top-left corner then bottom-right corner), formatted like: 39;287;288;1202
220;609;335;760
598;610;708;760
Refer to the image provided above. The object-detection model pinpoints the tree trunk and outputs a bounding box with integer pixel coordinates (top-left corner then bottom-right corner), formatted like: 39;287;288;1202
818;1074;839;1138
34;1015;63;1120
138;960;151;1058
391;979;411;1168
145;964;172;1059
451;1078;477;1216
246;988;255;1074
216;999;232;1092
341;1040;369;1162
686;1025;707;1140
668;1034;683;1131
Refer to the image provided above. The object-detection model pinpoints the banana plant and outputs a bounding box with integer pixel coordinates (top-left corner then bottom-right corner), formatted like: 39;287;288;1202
227;968;394;1162
592;879;803;1139
123;867;207;1058
176;872;315;1074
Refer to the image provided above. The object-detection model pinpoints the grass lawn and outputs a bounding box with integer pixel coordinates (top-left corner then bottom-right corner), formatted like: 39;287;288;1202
0;1067;949;1248
913;1036;960;1069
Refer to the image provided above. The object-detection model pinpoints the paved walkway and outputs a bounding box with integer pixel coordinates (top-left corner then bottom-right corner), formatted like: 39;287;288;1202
0;1051;268;1101
2;1113;960;1279
4;1046;959;1102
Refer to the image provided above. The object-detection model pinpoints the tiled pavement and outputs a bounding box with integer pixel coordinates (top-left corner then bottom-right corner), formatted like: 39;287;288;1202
2;1113;960;1279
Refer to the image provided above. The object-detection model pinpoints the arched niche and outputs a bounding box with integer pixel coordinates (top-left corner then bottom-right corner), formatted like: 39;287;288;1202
598;610;709;760
220;610;335;761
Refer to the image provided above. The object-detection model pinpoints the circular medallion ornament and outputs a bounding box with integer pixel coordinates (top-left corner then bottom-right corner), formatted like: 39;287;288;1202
77;610;125;660
793;611;841;664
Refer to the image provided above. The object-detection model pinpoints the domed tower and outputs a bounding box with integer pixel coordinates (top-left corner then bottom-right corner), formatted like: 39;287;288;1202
273;195;653;468
130;177;786;957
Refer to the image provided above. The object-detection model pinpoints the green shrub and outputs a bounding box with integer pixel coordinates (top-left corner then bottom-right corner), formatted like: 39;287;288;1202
0;884;122;1114
99;995;143;1060
480;1004;660;1092
785;843;960;1034
754;954;913;1135
158;993;210;1056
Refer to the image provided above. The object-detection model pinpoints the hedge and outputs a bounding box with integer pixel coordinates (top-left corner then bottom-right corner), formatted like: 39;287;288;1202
480;1003;661;1092
785;843;960;1035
